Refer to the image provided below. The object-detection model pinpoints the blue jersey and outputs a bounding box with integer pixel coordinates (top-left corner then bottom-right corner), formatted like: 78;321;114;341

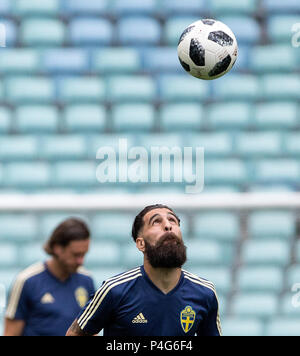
5;262;95;336
77;266;221;336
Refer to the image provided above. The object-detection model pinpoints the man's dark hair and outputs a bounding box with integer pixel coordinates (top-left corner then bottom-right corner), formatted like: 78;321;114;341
131;204;180;242
44;218;90;256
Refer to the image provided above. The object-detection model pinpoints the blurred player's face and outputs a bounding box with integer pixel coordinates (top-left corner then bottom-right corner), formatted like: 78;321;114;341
53;239;90;274
137;208;187;268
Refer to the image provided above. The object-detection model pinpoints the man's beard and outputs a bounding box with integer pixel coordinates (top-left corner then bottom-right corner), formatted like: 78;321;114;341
144;232;187;269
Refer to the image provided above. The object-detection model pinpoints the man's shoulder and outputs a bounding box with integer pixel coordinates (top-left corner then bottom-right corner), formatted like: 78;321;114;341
98;266;143;295
16;262;46;282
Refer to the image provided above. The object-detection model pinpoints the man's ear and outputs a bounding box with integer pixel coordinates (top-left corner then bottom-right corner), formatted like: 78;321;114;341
136;237;145;253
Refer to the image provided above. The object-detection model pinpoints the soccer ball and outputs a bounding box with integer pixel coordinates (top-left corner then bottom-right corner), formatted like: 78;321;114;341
177;19;238;80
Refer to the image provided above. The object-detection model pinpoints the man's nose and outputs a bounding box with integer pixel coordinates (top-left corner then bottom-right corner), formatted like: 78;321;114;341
164;219;172;231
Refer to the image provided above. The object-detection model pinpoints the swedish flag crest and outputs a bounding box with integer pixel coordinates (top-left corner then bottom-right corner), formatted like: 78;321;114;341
180;306;196;333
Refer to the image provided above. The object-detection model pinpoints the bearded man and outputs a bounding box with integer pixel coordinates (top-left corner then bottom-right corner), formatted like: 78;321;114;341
66;204;221;336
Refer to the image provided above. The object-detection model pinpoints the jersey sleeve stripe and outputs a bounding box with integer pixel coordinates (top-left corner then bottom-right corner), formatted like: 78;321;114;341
78;269;142;329
183;274;222;335
5;262;45;319
77;267;141;327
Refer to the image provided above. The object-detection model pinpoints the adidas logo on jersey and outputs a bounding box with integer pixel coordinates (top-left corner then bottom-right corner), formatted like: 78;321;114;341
41;293;55;304
132;313;148;323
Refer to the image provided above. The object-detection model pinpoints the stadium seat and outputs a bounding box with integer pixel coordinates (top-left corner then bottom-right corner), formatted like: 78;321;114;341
107;75;156;102
64;104;106;132
39;213;89;239
219;16;260;44
231;292;278;318
0;20;17;46
163;16;199;45
0;214;38;242
92;48;141;73
5;162;51;188
121;245;144;268
89;134;137;159
54;161;97;187
249;45;297;72
286;265;300;287
40;135;87;160
159;75;209;102
185;240;233;266
248;211;296;240
69;18;113;45
211;0;258;14
0;0;11;14
0;136;39;160
296;242;300;263
19;242;48;267
135;133;183;152
20;18;66;46
267;15;300;43
261;75;300;100
263;0;300;13
236;266;284;292
254;102;298;129
63;0;108;15
5;77;55;104
221;317;264;336
212;74;260;101
13;0;60;15
111;0;157;15
204;159;248;185
265;318;300;336
241;240;290;266
280;292;300;317
42;49;89;73
235;132;282;157
57;77;106;103
85;242;121;267
0;107;11;133
0;269;20;290
0;49;40;74
91;213;134;242
188;133;233;157
284;134;300;156
187;267;232;295
254;159;300;184
112;103;155;131
143;47;181;73
207;102;252;129
116;17;161;45
159;103;204;131
159;0;206;16
15;105;60;133
0;244;18;267
193;212;240;242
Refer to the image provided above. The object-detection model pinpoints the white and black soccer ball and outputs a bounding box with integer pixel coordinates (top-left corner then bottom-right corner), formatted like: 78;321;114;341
177;19;238;80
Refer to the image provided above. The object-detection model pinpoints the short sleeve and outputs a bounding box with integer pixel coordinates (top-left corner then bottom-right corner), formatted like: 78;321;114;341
5;277;31;321
196;290;222;336
76;282;116;335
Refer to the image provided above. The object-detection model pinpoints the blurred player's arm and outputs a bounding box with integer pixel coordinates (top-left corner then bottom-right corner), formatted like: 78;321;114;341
3;318;25;336
66;319;93;336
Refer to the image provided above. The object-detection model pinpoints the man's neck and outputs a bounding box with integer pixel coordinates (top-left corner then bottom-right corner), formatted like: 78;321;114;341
143;260;182;295
46;258;71;282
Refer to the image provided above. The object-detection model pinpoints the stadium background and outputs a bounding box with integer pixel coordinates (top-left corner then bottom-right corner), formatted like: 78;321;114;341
0;0;300;336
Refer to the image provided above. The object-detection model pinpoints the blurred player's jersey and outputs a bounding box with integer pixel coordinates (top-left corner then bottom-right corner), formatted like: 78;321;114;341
77;266;221;336
5;262;95;336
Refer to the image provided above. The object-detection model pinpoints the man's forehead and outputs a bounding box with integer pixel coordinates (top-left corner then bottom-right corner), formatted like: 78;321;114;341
143;208;176;221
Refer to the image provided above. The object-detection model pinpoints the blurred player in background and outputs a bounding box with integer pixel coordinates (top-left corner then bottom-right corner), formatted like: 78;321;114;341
4;218;95;336
66;204;221;336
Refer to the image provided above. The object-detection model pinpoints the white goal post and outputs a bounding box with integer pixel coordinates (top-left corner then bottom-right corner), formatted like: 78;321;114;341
0;193;300;211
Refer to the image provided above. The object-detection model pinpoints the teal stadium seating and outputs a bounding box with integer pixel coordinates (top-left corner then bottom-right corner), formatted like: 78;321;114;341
0;0;300;336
